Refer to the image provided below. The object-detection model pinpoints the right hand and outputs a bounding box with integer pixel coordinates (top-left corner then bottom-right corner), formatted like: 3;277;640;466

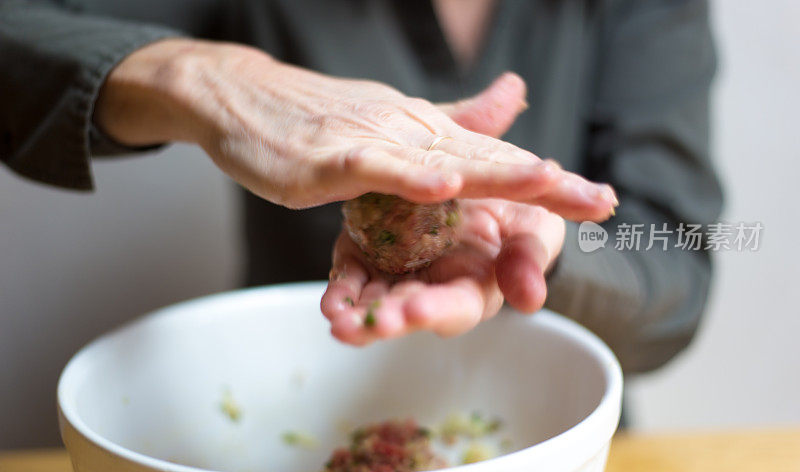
95;38;616;217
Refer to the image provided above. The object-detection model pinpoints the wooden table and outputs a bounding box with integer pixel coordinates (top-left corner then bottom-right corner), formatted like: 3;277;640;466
2;430;799;471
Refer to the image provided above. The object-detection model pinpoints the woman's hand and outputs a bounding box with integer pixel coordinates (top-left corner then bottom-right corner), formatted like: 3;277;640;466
95;39;616;215
321;199;565;344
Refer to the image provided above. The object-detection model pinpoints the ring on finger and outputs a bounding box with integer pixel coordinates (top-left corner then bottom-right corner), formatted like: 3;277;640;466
426;135;453;151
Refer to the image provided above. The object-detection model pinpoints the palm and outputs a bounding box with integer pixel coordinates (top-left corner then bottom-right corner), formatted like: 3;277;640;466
322;199;565;345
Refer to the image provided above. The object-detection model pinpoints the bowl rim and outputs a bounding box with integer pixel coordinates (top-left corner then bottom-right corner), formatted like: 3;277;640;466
58;281;623;472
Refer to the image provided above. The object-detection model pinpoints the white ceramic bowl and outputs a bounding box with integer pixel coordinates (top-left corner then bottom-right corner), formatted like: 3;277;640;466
58;281;622;472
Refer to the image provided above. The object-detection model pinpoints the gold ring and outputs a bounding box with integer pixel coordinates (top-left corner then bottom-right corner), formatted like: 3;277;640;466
426;135;453;151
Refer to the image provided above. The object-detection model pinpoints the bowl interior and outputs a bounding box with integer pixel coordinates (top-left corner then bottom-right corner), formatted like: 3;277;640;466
60;282;614;472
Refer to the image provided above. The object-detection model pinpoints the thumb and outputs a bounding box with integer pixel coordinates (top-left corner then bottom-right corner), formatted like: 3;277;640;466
438;72;528;138
494;210;564;314
495;232;550;314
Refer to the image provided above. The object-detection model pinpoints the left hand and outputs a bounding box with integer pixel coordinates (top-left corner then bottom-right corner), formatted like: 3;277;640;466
321;74;590;345
321;198;565;345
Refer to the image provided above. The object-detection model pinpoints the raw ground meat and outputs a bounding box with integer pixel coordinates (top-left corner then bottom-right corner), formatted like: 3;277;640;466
323;419;446;472
342;193;460;274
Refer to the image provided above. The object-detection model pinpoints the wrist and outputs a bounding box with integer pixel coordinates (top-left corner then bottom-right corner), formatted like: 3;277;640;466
94;38;272;149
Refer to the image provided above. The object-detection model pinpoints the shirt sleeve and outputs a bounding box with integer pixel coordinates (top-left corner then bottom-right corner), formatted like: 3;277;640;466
0;1;186;190
544;0;724;373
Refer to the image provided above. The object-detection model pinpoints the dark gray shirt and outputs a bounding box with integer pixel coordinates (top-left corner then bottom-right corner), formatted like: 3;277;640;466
0;0;723;373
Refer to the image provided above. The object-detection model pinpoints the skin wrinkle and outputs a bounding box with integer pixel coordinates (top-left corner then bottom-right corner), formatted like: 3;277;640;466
346;110;412;144
396;102;441;137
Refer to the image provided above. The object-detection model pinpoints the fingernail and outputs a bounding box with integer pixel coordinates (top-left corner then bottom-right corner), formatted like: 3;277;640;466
610;206;616;217
519;99;529;111
606;185;619;206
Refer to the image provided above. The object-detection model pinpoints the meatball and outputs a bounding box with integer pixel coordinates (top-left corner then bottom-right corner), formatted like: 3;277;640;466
342;193;460;274
323;419;446;472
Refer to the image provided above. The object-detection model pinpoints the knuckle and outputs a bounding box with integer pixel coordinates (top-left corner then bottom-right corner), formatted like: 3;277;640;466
463;146;489;161
341;146;372;172
417;149;447;167
319;146;375;180
481;148;507;162
308;113;342;130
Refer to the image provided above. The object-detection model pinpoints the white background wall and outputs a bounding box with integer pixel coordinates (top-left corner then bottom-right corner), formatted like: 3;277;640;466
1;0;798;448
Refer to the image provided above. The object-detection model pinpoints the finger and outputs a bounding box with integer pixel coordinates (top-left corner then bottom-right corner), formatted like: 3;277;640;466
329;280;389;346
369;281;427;339
451;132;618;220
438;72;528;138
358;279;391;306
495;233;550;314
330;309;374;346
388;145;562;202
322;233;371;319
403;278;486;337
454;128;540;163
318;145;463;204
321;260;368;321
430;137;531;165
523;173;618;222
330;279;412;345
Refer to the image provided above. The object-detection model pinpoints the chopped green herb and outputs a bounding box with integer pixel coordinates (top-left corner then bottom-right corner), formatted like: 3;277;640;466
377;230;397;245
486;418;502;433
428;226;439;235
344;296;354;306
445;210;460;227
219;389;242;423
281;431;317;449
364;300;379;328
